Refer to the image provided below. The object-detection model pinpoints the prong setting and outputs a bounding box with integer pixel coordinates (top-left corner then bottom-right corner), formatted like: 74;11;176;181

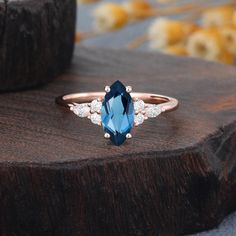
141;110;146;115
65;81;172;145
126;86;132;93
105;86;110;93
104;133;110;139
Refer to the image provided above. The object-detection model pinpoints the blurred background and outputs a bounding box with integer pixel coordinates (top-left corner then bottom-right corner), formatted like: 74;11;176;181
76;1;236;235
76;0;236;65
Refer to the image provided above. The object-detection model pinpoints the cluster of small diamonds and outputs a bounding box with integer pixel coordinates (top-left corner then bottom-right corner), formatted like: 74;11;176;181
70;98;162;127
70;99;102;125
134;99;162;126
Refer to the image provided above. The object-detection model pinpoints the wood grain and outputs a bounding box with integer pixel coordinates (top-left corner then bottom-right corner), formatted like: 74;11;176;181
0;0;76;92
0;46;236;235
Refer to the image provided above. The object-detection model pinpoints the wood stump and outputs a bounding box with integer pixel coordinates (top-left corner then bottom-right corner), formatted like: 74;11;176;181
0;0;76;92
0;46;236;235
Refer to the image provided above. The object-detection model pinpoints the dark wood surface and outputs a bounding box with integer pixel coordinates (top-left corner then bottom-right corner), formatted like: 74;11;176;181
0;0;76;92
0;46;236;235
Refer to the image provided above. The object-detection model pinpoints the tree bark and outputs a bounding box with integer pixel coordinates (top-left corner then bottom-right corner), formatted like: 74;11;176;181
0;46;236;235
0;0;76;91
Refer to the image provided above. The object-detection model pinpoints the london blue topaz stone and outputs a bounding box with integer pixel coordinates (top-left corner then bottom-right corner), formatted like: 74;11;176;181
101;81;134;146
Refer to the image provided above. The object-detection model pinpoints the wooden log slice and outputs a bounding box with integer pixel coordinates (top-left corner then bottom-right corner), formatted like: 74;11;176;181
0;0;76;92
0;46;236;235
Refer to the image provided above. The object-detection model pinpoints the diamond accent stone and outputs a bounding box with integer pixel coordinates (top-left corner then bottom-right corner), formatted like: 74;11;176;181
134;113;145;125
91;99;102;113
134;99;145;113
72;103;90;118
91;113;102;125
145;105;162;118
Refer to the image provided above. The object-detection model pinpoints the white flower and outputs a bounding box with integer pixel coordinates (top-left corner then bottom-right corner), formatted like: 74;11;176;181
187;28;225;61
202;5;234;27
148;18;196;49
93;3;128;32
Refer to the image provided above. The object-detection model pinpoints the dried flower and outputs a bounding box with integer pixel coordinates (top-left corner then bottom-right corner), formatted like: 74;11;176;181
187;28;226;62
148;18;197;49
93;3;128;32
122;0;152;20
219;26;236;55
75;32;82;43
233;11;236;25
218;50;234;65
163;45;188;56
77;0;100;4
202;5;234;27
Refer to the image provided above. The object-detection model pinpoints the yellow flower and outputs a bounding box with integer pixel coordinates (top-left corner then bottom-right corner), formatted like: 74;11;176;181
218;50;234;65
202;5;234;27
163;45;188;56
93;3;128;32
219;25;236;55
187;28;226;62
148;18;197;49
75;32;82;43
122;0;152;20
233;11;236;25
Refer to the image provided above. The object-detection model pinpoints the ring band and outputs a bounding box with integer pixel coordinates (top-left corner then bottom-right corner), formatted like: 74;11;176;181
56;92;178;112
56;81;179;146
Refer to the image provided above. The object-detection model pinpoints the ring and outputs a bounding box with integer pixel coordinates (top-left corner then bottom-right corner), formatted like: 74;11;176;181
56;81;179;146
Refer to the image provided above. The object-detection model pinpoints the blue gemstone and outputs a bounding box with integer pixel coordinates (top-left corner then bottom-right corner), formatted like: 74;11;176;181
101;81;134;146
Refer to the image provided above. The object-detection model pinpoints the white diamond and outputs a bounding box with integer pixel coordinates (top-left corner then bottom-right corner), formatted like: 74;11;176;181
73;103;90;117
134;99;145;113
145;105;161;118
90;99;102;113
91;113;101;125
134;113;145;125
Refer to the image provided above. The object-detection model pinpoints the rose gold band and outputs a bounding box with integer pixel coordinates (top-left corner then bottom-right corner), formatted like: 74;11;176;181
56;92;179;112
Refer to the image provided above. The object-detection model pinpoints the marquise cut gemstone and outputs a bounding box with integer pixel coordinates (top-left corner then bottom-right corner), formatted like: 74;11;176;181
101;80;134;145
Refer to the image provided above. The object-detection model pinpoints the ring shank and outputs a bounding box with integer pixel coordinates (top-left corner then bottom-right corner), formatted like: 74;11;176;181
56;92;179;112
